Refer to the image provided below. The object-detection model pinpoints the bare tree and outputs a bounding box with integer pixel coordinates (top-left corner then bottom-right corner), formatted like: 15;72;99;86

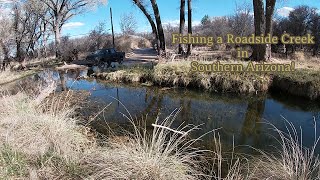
89;23;107;51
0;4;13;70
186;0;192;56
265;0;276;60
38;0;107;58
252;0;266;61
13;3;24;61
23;1;48;58
265;0;276;35
132;0;159;54
251;0;276;61
178;0;185;54
150;0;166;53
229;3;254;37
120;12;137;35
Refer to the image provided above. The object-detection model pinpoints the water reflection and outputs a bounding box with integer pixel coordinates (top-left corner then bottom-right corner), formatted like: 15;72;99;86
239;98;265;149
41;69;320;153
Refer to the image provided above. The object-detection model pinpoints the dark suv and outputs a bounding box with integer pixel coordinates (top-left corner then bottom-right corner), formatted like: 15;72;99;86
86;48;125;67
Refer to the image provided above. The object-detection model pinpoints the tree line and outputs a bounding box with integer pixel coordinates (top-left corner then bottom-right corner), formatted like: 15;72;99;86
0;0;319;69
0;0;106;66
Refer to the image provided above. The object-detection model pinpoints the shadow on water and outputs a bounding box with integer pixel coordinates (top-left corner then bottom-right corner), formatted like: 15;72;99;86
29;68;320;154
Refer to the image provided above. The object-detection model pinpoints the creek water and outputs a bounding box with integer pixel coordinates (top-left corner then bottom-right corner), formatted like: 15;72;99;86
33;69;320;154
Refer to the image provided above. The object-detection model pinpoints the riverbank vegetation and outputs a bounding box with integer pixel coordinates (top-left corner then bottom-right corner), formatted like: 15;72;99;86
0;90;210;179
0;69;36;85
1;86;320;179
94;61;320;100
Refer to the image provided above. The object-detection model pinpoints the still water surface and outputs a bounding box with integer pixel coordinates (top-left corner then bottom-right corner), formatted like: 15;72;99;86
47;69;320;154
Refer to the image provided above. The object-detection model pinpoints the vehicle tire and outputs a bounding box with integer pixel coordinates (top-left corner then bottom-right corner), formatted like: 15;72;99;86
119;57;123;64
106;61;112;68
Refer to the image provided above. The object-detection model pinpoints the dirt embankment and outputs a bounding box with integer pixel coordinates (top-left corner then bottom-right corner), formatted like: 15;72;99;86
270;70;320;100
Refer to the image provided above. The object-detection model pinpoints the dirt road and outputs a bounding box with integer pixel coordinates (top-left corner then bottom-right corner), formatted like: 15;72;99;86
124;48;158;65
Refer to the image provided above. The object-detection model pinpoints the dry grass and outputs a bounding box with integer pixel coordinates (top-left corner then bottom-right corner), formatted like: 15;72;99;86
153;61;271;94
96;65;153;83
95;61;271;94
0;93;93;179
0;92;213;179
271;69;320;100
248;120;320;180
0;69;36;85
207;132;249;180
82;109;211;179
95;60;320;99
1;82;320;179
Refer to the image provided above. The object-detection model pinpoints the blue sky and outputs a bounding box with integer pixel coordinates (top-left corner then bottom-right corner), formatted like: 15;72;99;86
62;0;320;37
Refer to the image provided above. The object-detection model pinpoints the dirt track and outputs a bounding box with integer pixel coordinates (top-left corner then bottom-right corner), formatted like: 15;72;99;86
124;48;158;65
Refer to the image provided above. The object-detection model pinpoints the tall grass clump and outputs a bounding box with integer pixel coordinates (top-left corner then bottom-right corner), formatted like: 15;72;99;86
82;109;211;179
0;92;93;178
0;93;92;159
208;133;249;180
249;119;320;179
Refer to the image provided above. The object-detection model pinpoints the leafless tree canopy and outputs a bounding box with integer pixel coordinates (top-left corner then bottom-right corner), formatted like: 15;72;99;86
120;13;137;35
1;0;320;66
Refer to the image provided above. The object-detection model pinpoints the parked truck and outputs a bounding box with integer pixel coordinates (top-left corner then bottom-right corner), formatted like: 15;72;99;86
86;48;125;67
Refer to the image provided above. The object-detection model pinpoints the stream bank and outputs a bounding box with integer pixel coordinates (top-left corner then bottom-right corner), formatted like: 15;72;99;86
93;62;320;100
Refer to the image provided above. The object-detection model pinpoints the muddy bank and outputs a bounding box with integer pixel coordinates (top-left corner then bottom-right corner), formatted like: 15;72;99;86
93;63;320;100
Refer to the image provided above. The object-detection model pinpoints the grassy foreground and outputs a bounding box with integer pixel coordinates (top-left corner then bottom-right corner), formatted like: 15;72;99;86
1;68;320;179
95;61;320;100
0;92;211;179
0;91;320;179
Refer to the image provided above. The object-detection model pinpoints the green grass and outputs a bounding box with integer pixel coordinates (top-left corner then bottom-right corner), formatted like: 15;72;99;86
0;146;28;179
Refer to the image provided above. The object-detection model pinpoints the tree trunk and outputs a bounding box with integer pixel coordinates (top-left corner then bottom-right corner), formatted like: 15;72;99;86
252;0;266;61
240;98;265;146
54;16;62;58
311;13;320;56
13;4;22;61
0;39;9;71
133;0;160;55
186;0;192;56
150;0;166;53
265;0;276;61
178;0;185;55
42;20;48;57
265;0;276;35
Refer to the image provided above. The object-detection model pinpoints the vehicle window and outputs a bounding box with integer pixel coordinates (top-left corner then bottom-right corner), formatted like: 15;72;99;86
110;49;116;54
105;49;110;54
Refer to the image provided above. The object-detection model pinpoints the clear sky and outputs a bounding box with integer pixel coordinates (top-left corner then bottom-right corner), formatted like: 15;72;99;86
62;0;320;37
